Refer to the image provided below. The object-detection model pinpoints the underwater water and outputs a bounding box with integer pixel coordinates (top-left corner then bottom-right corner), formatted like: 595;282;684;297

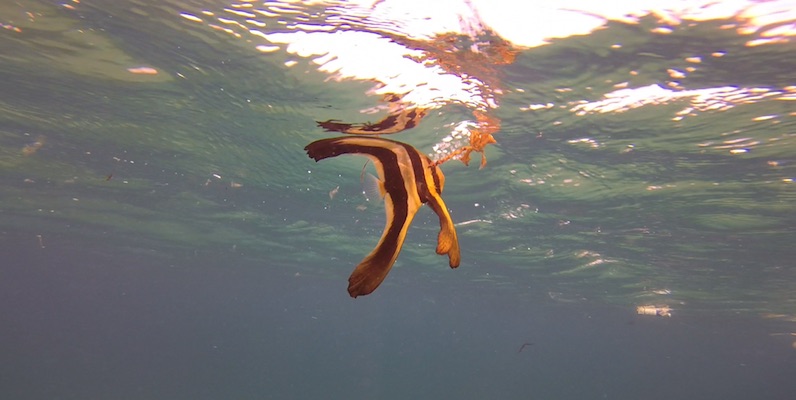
1;0;795;399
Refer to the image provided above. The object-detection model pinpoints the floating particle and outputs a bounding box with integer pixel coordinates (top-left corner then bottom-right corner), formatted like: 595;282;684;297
127;66;158;75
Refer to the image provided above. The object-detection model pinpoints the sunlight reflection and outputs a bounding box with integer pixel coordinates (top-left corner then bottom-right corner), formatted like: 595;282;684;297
180;0;795;166
569;84;788;119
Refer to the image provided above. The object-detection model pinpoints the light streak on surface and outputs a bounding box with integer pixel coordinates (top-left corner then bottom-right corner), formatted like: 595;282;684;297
181;0;794;160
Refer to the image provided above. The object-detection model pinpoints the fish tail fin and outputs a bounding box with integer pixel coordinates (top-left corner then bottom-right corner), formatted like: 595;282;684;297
362;172;386;202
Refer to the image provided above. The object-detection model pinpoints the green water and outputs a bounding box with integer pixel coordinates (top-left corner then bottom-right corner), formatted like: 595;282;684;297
2;1;796;399
2;1;795;315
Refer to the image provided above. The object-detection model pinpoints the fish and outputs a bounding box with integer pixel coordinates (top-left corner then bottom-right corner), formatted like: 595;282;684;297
317;107;427;135
305;136;460;297
317;93;427;136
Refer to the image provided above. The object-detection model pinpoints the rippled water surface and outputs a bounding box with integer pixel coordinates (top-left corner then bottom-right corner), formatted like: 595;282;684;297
2;1;795;399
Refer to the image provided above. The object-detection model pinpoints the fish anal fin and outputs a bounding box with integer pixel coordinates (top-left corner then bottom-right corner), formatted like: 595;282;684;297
347;257;392;298
348;189;419;297
347;217;413;297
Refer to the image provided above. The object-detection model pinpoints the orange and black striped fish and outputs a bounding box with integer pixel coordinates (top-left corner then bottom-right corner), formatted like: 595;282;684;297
317;108;427;135
305;136;460;298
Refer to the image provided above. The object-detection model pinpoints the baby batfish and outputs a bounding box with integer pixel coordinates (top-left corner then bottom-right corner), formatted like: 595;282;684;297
306;136;460;297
